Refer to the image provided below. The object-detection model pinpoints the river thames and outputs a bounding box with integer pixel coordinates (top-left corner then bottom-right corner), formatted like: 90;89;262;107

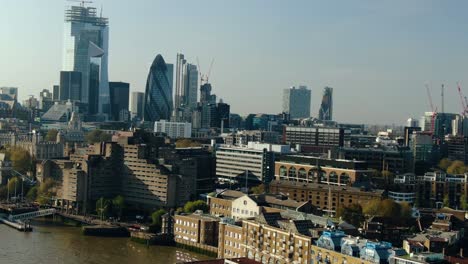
0;218;211;264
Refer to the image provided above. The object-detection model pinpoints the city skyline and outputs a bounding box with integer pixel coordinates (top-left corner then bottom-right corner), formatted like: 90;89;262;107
2;1;468;124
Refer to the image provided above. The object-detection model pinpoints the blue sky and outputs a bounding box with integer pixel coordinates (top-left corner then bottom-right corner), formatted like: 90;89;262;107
1;0;468;124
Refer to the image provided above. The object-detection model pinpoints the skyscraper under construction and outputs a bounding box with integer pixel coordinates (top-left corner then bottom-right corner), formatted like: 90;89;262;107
318;87;333;121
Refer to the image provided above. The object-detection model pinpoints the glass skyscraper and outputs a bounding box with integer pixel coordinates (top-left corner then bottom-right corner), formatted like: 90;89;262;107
62;5;110;118
144;54;173;122
174;53;198;121
318;87;333;121
282;86;311;119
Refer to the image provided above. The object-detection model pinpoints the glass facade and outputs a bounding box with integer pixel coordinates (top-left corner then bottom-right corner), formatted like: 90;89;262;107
144;54;173;122
319;87;333;121
283;86;311;119
62;5;110;118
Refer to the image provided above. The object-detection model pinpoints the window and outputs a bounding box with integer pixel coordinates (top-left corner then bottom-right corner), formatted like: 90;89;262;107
288;167;297;177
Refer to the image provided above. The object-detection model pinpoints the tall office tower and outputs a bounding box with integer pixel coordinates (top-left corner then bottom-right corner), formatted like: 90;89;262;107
318;87;333;121
53;85;60;101
174;53;186;112
174;53;198;120
62;5;109;117
0;87;18;101
200;83;216;104
282;86;311;119
130;92;144;120
144;54;173;122
109;82;129;121
59;71;82;101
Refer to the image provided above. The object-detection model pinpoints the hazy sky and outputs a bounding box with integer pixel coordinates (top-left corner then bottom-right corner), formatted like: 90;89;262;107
1;0;468;124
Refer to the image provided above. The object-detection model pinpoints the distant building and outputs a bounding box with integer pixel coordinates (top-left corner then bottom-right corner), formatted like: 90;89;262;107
282;86;311;119
0;87;18;101
109;82;129;121
407;117;419;128
174;53;198;121
283;126;350;154
62;5;110;117
318;87;333;121
59;71;82;101
39;89;54;112
446;135;468;163
130;92;144;120
144;54;173;122
154;120;191;138
53;85;59;101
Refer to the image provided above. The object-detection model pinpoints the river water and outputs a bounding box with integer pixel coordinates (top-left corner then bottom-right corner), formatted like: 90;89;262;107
0;218;211;264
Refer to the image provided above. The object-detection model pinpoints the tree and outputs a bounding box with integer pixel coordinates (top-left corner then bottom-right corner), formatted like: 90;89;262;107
183;200;209;213
250;184;265;194
363;200;380;216
399;202;412;219
45;129;58;142
380;199;400;217
86;130;112;144
112;195;126;218
175;139;201;148
447;160;466;175
37;178;57;205
337;204;365;228
381;170;395;186
26;186;38;201
438;158;452;171
460;194;468;211
151;209;167;232
96;197;111;220
9;147;33;173
443;194;450;208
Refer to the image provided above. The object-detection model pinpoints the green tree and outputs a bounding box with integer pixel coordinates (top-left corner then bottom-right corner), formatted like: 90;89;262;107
26;186;38;201
86;130;112;144
447;160;466;174
183;200;209;213
363;200;381;216
337;204;365;228
460;194;467;211
381;170;395;186
399;202;412;219
112;195;126;218
175;139;201;148
151;209;167;232
9;147;33;173
438;158;452;171
45;129;58;142
380;199;400;217
96;197;111;220
250;184;265;194
37;178;57;205
443;194;450;208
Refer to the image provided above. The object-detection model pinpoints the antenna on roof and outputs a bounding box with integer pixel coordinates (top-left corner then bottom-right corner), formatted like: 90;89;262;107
100;4;103;17
67;0;93;7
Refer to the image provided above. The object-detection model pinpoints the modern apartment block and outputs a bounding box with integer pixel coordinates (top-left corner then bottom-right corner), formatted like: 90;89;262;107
283;126;350;154
154;120;191;138
215;143;291;184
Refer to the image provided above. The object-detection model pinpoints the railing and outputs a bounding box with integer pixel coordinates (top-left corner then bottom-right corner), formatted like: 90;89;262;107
9;209;56;221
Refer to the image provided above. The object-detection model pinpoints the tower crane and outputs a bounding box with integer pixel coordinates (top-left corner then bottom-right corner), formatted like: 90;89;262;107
457;82;468;117
196;58;215;85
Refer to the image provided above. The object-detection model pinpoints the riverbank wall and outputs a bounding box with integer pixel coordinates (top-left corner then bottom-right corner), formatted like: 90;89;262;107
82;225;130;237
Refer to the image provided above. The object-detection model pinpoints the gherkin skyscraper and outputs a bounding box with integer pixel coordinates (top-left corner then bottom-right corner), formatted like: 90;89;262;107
144;55;173;122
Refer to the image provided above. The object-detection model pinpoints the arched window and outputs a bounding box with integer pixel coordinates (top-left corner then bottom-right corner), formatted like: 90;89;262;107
279;166;287;177
288;167;297;178
308;169;318;182
320;171;327;183
329;172;338;183
298;168;307;181
340;173;350;185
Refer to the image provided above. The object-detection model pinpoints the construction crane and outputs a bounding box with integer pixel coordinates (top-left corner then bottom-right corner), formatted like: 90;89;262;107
457;82;468;117
196;58;215;85
425;84;438;136
67;0;93;7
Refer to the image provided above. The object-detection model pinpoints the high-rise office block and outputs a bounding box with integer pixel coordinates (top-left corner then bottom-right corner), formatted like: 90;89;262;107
282;86;311;119
318;87;333;121
200;83;215;104
53;85;60;101
62;5;109;117
144;54;173;122
130;92;144;120
174;53;198;120
109;82;130;121
59;71;82;101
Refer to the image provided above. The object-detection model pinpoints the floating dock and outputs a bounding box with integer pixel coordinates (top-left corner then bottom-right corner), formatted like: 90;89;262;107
0;217;32;232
